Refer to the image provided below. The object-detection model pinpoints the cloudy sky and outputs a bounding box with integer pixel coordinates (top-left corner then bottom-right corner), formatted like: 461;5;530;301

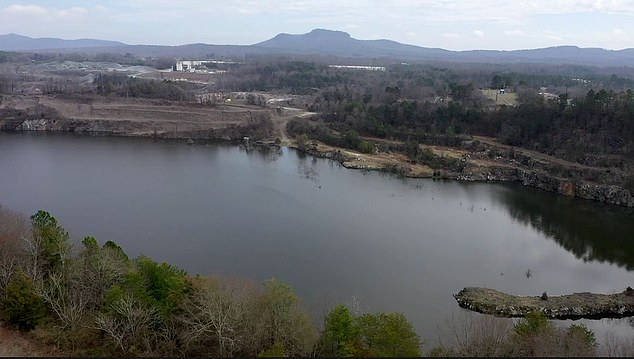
0;0;633;50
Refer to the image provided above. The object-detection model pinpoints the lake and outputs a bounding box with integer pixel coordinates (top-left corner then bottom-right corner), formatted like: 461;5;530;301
1;132;633;352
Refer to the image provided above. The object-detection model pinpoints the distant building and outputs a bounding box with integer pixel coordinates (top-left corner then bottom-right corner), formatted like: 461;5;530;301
175;60;236;72
328;65;386;71
176;60;207;72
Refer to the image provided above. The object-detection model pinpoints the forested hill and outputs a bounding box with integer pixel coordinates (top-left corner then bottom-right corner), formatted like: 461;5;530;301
3;30;634;67
255;29;634;67
0;33;124;51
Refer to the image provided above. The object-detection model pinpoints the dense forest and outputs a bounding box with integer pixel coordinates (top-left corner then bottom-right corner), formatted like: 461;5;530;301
93;73;198;102
0;205;603;356
300;86;634;164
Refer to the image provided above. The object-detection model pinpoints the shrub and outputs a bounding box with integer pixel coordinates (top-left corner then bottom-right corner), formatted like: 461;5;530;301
4;271;47;330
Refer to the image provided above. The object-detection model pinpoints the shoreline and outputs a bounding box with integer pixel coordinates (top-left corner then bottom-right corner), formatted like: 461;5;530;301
289;139;634;208
1;124;633;208
454;287;634;320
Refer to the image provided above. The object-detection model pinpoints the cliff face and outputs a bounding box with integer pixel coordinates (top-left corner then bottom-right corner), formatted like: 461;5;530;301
458;166;634;207
1;113;274;142
452;140;634;207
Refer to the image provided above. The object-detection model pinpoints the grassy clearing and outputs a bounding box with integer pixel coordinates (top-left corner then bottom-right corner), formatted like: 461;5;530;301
481;89;519;106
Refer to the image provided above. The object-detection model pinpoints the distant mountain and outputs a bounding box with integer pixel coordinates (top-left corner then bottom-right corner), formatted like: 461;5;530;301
2;30;634;67
254;29;634;67
0;33;125;51
255;29;451;59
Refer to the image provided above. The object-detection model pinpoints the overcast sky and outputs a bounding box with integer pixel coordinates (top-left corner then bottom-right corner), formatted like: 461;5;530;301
0;0;633;50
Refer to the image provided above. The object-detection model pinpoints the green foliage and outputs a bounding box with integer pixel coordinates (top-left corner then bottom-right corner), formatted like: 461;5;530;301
93;73;196;101
4;271;47;330
356;312;422;357
342;129;361;149
449;82;474;100
78;237;131;309
2;208;435;357
318;305;421;357
81;236;99;251
566;324;597;353
358;141;374;154
490;73;513;89
257;342;287;357
508;311;597;356
320;305;359;357
260;278;318;356
105;256;189;318
103;240;129;261
0;51;12;63
31;210;70;273
513;311;551;337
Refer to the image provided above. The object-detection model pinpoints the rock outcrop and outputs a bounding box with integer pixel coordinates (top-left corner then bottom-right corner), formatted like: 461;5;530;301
454;287;634;320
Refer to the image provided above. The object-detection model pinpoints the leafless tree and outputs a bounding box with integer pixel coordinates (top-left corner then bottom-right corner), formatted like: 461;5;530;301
436;311;513;356
37;270;91;348
604;331;634;357
95;294;159;355
180;276;257;356
0;206;29;299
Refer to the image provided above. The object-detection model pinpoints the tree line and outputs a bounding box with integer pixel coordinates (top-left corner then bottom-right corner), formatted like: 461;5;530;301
93;73;198;102
0;204;606;357
0;206;422;357
297;83;634;166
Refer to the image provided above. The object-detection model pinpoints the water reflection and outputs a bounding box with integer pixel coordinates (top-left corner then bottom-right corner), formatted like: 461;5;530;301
494;185;634;270
243;144;283;163
2;133;634;352
297;155;320;184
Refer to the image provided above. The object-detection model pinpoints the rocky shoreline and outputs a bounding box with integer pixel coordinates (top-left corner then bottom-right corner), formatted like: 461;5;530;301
2;114;633;208
454;287;634;320
293;142;634;208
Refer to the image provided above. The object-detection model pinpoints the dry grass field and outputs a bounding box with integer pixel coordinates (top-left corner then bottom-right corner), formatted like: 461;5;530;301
0;324;60;357
481;89;519;106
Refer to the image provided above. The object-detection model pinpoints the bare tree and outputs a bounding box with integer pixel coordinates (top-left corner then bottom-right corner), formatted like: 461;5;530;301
95;295;159;355
0;206;29;299
436;311;513;356
37;270;91;349
76;237;130;309
179;276;265;356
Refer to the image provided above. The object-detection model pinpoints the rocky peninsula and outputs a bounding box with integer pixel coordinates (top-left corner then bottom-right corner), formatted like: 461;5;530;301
454;287;634;320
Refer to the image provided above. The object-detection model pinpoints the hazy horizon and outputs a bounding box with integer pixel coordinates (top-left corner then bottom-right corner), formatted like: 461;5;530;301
0;1;633;51
3;28;634;52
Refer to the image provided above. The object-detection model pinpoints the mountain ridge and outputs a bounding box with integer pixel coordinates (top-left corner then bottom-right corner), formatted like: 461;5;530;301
0;33;125;51
2;30;633;67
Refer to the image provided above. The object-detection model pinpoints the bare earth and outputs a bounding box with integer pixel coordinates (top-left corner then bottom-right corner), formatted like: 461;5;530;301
0;324;59;357
1;94;271;137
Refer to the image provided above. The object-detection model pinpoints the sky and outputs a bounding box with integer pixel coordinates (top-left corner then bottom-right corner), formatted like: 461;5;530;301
0;0;633;51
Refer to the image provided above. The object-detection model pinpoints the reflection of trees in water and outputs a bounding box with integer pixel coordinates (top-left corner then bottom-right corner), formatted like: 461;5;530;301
495;185;634;270
297;155;320;184
244;145;283;163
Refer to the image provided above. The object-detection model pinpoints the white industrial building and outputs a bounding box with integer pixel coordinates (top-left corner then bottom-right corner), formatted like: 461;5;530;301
175;60;236;72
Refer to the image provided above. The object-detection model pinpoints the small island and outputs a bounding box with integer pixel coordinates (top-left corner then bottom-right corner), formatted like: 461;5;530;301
454;287;634;320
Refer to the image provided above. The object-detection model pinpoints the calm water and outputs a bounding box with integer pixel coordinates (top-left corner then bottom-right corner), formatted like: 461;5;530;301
1;132;634;351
